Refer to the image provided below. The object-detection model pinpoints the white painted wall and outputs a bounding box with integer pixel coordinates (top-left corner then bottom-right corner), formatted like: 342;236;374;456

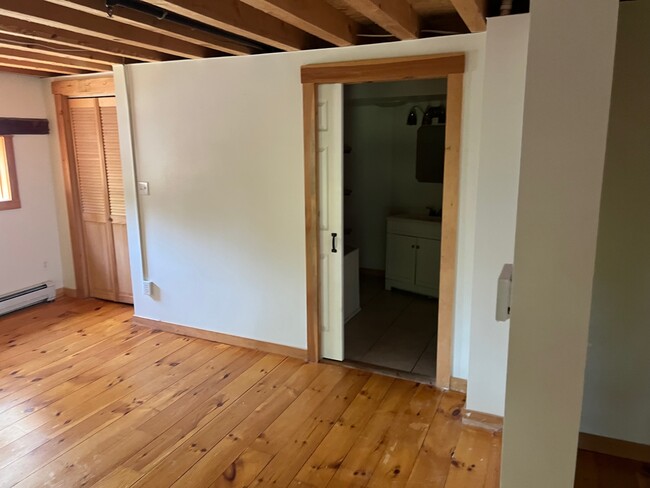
465;15;529;416
0;73;63;296
580;0;650;445
344;89;445;270
114;33;486;376
501;1;619;487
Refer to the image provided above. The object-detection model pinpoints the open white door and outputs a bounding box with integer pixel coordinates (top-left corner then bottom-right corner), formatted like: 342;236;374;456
318;83;344;361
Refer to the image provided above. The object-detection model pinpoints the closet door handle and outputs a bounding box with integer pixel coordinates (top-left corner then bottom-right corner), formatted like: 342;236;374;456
331;233;338;253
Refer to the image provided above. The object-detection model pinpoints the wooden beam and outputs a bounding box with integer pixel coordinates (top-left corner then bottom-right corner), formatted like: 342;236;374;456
240;0;359;46
301;53;465;84
0;65;56;76
0;0;216;59
45;0;253;56
449;0;487;32
0;55;84;74
0;46;108;72
340;0;419;40
0;15;166;62
0;32;123;66
145;0;312;51
0;118;49;135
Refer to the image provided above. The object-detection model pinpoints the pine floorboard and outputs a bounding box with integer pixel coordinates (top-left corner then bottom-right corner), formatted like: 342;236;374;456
0;297;503;487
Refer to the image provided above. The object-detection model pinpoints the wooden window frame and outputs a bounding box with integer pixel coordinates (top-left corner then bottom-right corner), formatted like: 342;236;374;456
0;136;20;211
52;76;115;298
301;53;465;388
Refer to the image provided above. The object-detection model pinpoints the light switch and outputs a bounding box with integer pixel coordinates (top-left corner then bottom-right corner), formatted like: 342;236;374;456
137;181;149;195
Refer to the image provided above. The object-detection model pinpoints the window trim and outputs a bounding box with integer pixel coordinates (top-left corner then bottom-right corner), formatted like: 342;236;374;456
0;136;20;211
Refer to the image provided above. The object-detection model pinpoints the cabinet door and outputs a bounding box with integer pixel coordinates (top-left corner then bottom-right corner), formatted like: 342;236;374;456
415;238;441;295
386;234;417;283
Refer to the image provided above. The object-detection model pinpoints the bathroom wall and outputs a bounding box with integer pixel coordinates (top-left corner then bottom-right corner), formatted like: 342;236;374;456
344;82;446;271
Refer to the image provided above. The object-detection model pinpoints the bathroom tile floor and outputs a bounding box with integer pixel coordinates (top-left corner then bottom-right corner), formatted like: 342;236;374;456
345;274;438;377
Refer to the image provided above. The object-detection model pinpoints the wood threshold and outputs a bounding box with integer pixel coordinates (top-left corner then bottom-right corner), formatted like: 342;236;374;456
301;53;465;391
578;432;650;464
133;316;308;361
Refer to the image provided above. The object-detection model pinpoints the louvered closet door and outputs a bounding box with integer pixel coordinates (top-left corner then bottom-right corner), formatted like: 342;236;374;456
69;97;132;304
99;97;132;303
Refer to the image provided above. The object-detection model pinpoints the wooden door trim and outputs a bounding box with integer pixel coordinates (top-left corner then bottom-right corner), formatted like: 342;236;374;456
301;54;465;388
52;77;115;97
53;75;114;299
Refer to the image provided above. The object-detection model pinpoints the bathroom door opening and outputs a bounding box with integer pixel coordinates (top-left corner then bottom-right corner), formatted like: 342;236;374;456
301;54;465;388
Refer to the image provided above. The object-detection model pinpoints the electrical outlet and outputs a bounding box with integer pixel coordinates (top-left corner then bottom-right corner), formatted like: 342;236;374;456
143;280;153;296
137;181;150;195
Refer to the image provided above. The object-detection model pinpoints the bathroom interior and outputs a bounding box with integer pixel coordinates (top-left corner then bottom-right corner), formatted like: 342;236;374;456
342;78;447;380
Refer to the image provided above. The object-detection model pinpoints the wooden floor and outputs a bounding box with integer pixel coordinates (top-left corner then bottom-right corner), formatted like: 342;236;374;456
575;450;650;488
0;297;501;488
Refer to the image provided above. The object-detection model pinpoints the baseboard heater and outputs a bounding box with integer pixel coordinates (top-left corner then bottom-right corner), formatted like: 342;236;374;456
0;282;56;317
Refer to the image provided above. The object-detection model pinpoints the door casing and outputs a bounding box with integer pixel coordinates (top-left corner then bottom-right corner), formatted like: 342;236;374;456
52;76;125;301
301;53;465;388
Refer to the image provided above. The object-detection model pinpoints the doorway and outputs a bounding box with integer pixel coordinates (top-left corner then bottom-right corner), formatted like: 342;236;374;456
342;79;446;379
53;77;133;304
302;54;464;388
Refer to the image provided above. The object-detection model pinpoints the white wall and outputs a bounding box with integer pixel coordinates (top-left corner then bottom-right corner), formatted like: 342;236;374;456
580;0;650;445
501;0;619;487
114;32;486;375
344;89;445;270
465;15;529;416
0;73;63;296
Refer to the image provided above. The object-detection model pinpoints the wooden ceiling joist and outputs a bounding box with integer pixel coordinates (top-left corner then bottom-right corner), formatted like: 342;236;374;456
145;0;313;51
45;0;254;56
0;15;167;62
240;0;359;47
449;0;487;32
0;65;57;77
0;0;217;59
0;46;106;72
0;56;84;75
341;0;420;40
0;32;121;67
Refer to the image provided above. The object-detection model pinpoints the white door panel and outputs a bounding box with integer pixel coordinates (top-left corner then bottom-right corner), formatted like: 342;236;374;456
318;84;344;361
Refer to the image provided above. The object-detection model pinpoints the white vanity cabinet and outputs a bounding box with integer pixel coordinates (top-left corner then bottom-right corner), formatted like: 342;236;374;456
385;215;441;298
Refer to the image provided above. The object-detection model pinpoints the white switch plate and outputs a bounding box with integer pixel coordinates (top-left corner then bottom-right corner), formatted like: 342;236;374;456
137;181;150;195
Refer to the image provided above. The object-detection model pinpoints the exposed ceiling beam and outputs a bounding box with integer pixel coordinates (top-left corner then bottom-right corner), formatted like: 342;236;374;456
0;0;217;59
340;0;419;40
45;0;253;56
0;56;85;75
0;46;108;72
240;0;359;47
0;32;124;66
0;15;167;62
449;0;486;32
144;0;312;51
0;65;57;77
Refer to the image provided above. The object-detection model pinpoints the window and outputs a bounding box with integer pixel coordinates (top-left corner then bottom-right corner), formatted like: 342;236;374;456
0;136;20;210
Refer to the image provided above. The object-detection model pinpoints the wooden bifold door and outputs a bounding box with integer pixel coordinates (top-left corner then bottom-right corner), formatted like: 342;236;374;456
68;96;132;304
